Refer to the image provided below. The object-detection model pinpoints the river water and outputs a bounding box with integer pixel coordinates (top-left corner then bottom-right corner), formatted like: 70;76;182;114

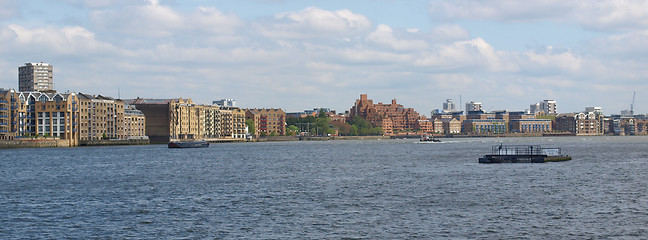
1;136;648;239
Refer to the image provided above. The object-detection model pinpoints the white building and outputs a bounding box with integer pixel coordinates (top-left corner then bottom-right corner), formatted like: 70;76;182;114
213;99;236;108
465;101;482;112
530;99;557;114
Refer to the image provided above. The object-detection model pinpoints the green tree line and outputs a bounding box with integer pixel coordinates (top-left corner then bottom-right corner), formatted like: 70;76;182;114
286;112;382;136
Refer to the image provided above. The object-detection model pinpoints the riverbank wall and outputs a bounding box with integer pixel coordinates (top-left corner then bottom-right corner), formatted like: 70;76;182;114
79;139;150;146
0;139;71;149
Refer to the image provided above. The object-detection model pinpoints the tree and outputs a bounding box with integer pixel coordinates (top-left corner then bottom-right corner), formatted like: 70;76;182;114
313;117;330;136
246;119;255;135
286;125;299;136
318;109;327;118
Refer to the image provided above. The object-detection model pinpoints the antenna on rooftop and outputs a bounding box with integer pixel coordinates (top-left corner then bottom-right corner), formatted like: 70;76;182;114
459;94;463;112
630;91;636;116
118;87;121;99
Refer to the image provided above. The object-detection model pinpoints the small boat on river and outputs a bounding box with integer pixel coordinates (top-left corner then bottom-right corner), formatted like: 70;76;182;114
479;144;571;163
420;135;441;142
168;140;209;148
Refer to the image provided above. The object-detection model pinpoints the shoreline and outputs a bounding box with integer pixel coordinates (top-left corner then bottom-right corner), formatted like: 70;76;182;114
1;133;642;149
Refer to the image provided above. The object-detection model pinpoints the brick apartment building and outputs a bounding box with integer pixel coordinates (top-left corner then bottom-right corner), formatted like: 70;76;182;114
245;108;285;137
348;94;420;135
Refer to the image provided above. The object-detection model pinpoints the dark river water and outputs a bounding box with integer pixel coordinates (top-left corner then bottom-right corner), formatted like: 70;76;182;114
2;136;648;239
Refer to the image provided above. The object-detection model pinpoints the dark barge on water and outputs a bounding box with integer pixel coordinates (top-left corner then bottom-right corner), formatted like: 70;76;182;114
479;144;571;163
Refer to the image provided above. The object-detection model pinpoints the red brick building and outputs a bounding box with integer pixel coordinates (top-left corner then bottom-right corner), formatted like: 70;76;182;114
348;94;420;135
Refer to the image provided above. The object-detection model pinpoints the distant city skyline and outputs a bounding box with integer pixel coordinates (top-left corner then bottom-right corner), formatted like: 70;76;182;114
0;0;646;114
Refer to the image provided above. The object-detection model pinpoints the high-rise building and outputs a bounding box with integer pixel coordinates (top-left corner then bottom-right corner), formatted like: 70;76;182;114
541;100;557;114
530;100;557;114
19;63;54;92
465;101;482;112
443;99;455;112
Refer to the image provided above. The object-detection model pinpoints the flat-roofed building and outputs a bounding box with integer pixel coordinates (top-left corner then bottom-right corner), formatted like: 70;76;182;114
130;98;200;143
462;119;507;134
19;63;54;92
245;108;285;137
231;108;247;139
213;99;236;108
509;119;552;133
0;89;21;139
416;117;434;134
124;104;147;139
77;93;125;141
220;108;233;138
465;101;482;112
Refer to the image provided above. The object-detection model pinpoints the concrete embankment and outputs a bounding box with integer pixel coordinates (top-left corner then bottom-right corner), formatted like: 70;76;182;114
250;135;389;142
79;139;150;146
0;139;71;149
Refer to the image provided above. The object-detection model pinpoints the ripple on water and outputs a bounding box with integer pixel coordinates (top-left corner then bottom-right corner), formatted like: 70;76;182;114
0;137;647;238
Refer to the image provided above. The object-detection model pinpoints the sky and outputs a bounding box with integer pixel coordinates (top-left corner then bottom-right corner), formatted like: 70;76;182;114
0;0;647;115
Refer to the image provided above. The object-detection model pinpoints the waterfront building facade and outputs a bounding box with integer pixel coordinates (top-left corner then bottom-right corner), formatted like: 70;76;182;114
416;118;434;134
245;108;285;137
220;109;233;138
231;108;247;139
199;105;222;139
130;98;196;143
77;93;125;141
0;89;20;139
19;92;80;146
433;118;443;134
124;104;147;139
442;118;462;134
19;63;54;92
1;89;80;145
349;94;420;135
509;119;553;133
555;112;603;135
462;119;507;134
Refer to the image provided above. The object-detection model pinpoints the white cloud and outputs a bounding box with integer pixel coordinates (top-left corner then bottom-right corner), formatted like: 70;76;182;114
191;7;244;35
366;24;428;51
89;2;243;39
587;30;648;58
256;7;372;39
0;24;117;55
2;2;648;113
62;0;134;8
90;2;182;37
429;0;648;31
517;47;582;74
414;38;516;72
429;0;572;22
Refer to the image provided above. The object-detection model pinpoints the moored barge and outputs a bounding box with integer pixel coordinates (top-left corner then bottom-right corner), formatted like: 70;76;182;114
168;140;209;148
479;144;571;163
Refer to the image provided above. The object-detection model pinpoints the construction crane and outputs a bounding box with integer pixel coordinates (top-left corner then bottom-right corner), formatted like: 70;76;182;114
631;91;636;116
